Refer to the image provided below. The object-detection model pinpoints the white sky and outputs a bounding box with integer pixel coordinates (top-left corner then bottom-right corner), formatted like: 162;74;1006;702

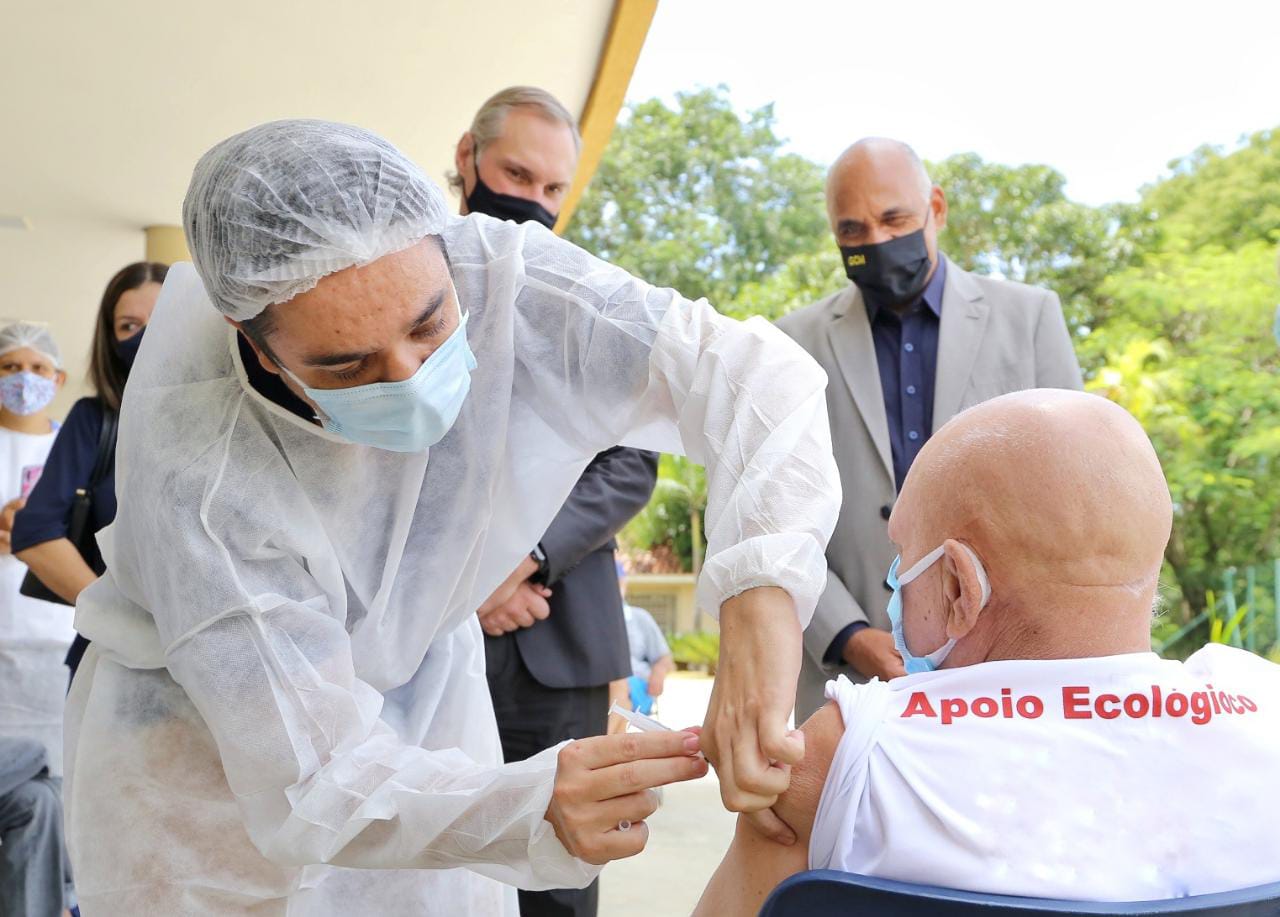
626;0;1280;206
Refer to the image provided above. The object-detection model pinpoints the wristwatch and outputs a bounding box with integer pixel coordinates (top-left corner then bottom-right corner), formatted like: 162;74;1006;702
529;543;549;584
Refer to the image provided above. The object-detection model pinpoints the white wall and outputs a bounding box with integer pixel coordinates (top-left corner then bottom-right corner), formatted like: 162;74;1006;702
0;219;146;420
1;0;618;422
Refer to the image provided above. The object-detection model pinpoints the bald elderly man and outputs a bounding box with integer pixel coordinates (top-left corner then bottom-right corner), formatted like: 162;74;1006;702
695;390;1280;914
777;138;1084;718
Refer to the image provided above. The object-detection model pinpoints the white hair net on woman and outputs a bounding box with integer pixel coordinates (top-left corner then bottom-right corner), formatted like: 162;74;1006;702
0;320;61;367
183;119;449;320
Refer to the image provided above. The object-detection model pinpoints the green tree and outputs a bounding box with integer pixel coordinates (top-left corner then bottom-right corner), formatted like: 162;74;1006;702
725;248;845;322
1131;128;1280;253
1085;239;1280;623
620;454;705;572
564;86;829;307
1031;128;1280;652
929;153;1133;339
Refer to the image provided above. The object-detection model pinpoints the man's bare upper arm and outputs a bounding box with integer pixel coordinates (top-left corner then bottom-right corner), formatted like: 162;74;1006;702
775;699;844;848
691;701;847;917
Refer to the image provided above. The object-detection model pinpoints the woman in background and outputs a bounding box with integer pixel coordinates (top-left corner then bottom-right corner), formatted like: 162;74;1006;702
14;261;166;683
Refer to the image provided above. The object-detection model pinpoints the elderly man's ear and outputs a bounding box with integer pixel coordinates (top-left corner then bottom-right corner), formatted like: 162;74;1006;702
941;539;987;640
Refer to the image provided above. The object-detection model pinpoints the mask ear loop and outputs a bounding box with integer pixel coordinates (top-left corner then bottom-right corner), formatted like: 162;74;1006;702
954;543;992;609
897;545;946;586
898;542;992;608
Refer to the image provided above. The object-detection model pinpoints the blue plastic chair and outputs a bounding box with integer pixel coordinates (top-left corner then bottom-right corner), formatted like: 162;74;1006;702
759;871;1280;916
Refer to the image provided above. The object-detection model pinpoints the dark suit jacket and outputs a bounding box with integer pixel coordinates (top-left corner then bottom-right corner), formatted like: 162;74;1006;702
488;446;659;690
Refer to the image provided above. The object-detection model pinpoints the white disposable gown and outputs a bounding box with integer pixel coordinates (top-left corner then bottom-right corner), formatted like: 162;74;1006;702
63;215;840;915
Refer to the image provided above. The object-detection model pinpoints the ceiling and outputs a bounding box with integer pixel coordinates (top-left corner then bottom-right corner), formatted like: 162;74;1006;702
0;0;619;229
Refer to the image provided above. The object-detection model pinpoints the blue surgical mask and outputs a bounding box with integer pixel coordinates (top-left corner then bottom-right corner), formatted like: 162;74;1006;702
886;543;991;674
287;311;477;453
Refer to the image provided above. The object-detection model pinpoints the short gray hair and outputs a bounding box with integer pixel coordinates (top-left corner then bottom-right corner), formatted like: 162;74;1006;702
447;86;581;195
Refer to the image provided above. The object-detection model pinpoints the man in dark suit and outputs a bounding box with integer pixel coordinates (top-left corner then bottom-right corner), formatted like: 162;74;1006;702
454;86;659;917
478;446;658;768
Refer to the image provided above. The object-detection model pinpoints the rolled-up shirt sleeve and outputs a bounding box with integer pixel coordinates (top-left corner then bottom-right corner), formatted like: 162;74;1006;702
512;224;841;627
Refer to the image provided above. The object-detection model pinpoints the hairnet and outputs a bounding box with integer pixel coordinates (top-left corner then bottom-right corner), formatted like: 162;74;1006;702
0;320;61;367
183;119;449;320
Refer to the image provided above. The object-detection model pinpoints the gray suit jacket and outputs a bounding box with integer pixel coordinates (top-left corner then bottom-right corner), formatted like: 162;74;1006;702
776;257;1083;717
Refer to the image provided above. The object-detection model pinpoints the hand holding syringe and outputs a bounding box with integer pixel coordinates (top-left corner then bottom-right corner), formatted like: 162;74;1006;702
607;703;707;830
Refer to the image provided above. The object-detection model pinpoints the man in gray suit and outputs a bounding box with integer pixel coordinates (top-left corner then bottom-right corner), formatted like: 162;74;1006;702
777;138;1083;717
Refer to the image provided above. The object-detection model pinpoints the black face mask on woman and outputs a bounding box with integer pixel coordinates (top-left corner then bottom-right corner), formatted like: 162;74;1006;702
465;159;558;230
840;209;935;311
113;327;145;368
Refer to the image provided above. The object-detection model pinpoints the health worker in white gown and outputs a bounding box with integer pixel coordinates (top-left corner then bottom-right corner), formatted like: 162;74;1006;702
61;120;841;915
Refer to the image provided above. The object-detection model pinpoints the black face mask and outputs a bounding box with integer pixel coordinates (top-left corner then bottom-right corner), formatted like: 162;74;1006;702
840;212;934;311
113;327;145;369
465;160;558;230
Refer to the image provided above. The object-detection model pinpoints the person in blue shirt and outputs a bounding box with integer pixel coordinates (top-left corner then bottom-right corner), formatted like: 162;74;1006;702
14;262;167;682
616;561;674;716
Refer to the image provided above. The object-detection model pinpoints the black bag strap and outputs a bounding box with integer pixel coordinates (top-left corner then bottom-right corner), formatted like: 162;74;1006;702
87;404;118;489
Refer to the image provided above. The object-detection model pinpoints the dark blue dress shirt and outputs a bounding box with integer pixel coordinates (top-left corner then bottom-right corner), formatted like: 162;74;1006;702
824;256;948;666
871;256;946;492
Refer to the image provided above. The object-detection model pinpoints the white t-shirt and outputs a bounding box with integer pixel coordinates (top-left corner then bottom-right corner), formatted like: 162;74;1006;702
0;422;75;773
810;645;1280;901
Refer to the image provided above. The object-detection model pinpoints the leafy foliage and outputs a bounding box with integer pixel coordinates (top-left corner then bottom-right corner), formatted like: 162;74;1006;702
564;87;829;308
621;475;694;568
725;248;845;322
930;154;1138;337
1133;129;1280;253
668;631;720;673
1085;239;1280;620
620;454;706;573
